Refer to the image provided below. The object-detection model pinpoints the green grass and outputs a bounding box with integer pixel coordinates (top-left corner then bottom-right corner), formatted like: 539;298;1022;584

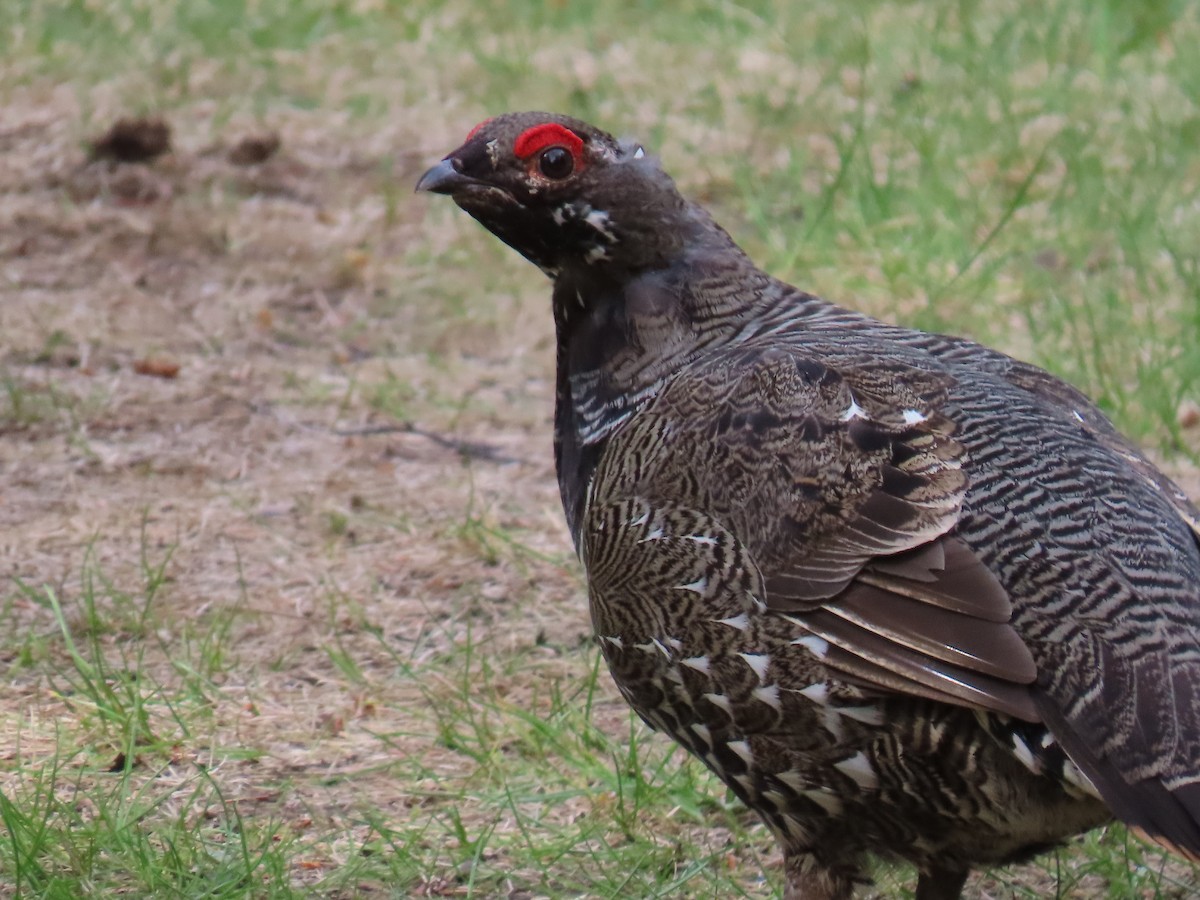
3;549;773;898
3;0;1199;897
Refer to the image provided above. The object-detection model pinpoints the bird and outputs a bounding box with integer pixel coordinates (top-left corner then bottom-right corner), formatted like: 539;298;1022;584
416;112;1200;899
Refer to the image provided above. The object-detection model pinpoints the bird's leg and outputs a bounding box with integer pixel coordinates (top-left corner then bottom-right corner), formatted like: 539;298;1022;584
915;865;969;900
782;852;857;900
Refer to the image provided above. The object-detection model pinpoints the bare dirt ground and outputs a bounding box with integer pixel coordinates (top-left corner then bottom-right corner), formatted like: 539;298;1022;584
3;87;1199;897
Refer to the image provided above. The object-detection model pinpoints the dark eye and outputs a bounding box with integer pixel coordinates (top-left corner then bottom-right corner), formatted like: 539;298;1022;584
538;146;574;179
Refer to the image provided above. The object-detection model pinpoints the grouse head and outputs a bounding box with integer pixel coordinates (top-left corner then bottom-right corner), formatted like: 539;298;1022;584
416;112;717;278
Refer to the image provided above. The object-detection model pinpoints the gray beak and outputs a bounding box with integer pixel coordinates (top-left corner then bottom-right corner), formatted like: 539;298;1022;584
415;158;469;195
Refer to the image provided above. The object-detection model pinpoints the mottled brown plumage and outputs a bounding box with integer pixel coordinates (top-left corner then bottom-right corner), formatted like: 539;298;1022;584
417;112;1200;898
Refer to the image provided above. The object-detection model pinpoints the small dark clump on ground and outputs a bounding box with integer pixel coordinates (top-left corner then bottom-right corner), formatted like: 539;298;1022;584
89;116;172;163
228;131;282;166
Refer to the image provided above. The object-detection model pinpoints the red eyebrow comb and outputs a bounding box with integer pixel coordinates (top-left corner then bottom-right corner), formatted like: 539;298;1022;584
514;123;584;160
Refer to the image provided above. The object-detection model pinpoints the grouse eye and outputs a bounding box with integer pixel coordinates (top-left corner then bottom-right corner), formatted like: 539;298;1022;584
538;146;574;179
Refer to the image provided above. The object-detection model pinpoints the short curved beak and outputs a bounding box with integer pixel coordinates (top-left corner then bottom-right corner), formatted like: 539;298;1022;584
415;158;469;195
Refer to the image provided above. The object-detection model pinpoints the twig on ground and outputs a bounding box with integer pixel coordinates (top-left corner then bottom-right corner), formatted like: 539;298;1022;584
334;422;528;465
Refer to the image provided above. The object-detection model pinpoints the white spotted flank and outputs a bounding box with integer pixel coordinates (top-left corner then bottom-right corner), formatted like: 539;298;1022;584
834;752;878;790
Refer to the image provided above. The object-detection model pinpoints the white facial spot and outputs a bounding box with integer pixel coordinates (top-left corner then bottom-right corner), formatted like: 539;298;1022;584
834;752;878;790
738;653;771;683
485;138;500;165
584;209;618;243
551;206;567;226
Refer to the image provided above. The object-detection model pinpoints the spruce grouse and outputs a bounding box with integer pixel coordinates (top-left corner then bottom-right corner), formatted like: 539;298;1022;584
417;112;1200;899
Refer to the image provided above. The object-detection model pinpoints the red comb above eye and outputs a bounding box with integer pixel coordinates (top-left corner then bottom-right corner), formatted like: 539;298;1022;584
465;118;493;141
514;123;584;160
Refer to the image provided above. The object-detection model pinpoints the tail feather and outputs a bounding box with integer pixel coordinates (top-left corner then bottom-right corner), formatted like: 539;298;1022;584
1036;696;1200;861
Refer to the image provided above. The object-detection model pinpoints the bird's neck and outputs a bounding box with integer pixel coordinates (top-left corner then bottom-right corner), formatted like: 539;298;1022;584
549;220;829;547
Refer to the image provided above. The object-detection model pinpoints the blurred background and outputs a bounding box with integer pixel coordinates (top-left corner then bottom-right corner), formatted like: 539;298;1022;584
2;1;1198;896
